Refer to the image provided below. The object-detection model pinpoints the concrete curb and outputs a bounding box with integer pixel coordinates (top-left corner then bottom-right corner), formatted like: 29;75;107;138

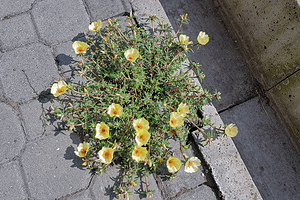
131;0;263;199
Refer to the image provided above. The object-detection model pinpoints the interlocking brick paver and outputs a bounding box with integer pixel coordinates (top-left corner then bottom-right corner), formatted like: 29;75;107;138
0;13;38;50
0;102;24;164
20;100;45;140
176;185;217;200
90;166;163;200
0;0;34;19
32;0;90;44
85;0;131;20
0;43;59;102
21;132;91;199
0;161;27;199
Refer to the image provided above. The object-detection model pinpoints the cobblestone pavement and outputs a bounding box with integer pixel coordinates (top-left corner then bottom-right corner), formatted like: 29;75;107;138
0;0;261;199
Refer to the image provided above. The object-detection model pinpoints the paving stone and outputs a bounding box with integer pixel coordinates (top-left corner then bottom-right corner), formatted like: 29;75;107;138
90;166;163;199
0;43;59;102
176;185;217;200
0;102;25;163
0;13;38;50
219;97;300;200
54;41;81;79
158;139;206;199
159;0;258;112
85;0;131;21
32;0;90;44
21;132;91;199
0;0;34;20
20;100;45;140
67;190;92;200
0;161;27;199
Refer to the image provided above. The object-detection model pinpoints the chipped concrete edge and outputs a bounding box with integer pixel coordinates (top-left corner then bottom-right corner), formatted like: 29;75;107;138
131;0;263;199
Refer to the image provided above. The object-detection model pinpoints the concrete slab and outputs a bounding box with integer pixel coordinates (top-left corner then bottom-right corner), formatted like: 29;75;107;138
267;70;300;150
0;0;34;20
219;97;300;200
0;13;38;51
0;161;27;199
159;0;259;111
67;190;93;200
32;0;90;44
20;100;45;140
84;0;131;20
0;102;25;164
21;132;92;199
0;43;59;102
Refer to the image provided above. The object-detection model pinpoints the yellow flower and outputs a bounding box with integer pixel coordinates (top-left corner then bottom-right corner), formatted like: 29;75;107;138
88;19;103;32
51;80;68;97
74;141;90;157
133;117;149;132
107;103;123;117
225;123;238;137
169;112;184;128
179;34;193;49
184;157;201;173
167;157;181;173
135;129;151;146
177;102;190;117
132;146;147;162
98;147;114;164
124;48;139;62
197;31;209;45
72;41;89;54
95;122;110;140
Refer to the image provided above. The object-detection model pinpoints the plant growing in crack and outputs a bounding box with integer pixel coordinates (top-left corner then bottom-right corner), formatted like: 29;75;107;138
49;13;238;199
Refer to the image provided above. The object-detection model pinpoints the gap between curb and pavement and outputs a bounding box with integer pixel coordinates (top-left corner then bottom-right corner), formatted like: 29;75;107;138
131;0;263;199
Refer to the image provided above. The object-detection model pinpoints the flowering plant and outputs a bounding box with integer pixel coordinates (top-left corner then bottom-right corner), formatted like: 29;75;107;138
50;14;237;198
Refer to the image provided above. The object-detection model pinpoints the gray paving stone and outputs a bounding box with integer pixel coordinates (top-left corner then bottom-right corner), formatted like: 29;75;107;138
54;41;81;79
20;100;45;140
159;0;259;111
21;132;91;199
0;161;27;199
176;185;217;200
0;102;25;164
219;97;300;200
0;13;38;50
0;0;34;20
158;139;206;199
32;0;90;44
85;0;131;21
0;43;59;102
91;166;162;199
67;190;92;200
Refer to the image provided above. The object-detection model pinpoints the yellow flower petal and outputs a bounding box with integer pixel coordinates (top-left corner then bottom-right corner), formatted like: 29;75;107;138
95;122;110;140
225;123;238;137
184;157;201;173
133;117;149;132
179;34;193;49
98;147;114;164
74;142;90;158
107;103;123;117
197;31;209;45
132;146;147;162
72;41;89;54
89;19;103;32
51;80;68;97
177;102;190;117
167;157;181;173
135;129;151;146
124;48;139;62
169;112;184;128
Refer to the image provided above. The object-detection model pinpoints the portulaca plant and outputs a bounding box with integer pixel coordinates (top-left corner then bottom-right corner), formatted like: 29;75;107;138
50;13;238;199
